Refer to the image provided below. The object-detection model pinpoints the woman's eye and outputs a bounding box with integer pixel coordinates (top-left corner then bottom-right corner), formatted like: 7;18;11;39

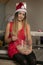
22;13;25;15
18;12;25;16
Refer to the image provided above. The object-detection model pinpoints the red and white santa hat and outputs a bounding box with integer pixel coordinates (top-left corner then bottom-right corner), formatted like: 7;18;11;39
15;2;27;13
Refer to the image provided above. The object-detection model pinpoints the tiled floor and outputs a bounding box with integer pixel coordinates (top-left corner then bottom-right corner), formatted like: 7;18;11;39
0;59;41;65
0;59;16;65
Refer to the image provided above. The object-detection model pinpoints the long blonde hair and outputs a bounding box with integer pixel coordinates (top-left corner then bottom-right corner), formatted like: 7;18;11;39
12;12;27;36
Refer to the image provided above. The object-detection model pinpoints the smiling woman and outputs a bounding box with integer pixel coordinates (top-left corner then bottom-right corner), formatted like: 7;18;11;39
4;2;36;65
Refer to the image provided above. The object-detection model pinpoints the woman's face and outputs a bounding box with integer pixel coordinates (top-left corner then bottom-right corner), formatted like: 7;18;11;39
17;11;25;21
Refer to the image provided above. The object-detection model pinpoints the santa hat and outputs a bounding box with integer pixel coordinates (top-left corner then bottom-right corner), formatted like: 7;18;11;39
15;2;27;13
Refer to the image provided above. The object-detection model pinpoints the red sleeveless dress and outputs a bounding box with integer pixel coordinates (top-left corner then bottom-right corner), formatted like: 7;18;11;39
8;22;25;58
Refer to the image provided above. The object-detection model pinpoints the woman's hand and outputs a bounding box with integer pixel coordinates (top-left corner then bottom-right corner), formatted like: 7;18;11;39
16;43;32;55
23;50;32;55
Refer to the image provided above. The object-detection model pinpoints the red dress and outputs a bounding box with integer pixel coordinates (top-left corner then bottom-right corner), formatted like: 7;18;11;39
8;22;25;58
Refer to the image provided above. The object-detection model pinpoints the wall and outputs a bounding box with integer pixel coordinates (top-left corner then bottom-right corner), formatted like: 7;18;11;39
0;3;5;30
5;0;43;31
0;0;43;31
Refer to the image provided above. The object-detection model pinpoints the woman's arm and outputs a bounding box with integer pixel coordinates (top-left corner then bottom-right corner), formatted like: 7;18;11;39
26;24;32;49
5;22;18;44
24;23;32;55
4;23;12;43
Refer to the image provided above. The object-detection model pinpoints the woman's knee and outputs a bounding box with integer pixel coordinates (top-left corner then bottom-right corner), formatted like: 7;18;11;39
30;58;36;65
22;60;28;65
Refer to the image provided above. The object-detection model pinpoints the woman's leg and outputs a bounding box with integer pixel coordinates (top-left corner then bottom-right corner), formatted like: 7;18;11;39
26;51;36;65
12;53;29;65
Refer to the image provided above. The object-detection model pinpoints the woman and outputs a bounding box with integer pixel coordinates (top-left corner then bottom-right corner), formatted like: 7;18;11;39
5;2;36;65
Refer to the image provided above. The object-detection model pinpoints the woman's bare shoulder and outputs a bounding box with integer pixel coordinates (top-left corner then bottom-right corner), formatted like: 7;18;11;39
5;22;12;31
6;22;13;27
26;23;30;29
